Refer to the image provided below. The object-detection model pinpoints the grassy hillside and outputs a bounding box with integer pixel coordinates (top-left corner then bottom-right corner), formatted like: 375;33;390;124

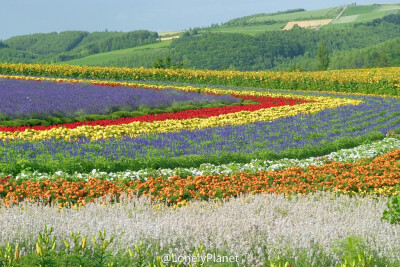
65;41;172;67
203;7;340;34
333;4;400;24
207;4;400;34
224;7;340;25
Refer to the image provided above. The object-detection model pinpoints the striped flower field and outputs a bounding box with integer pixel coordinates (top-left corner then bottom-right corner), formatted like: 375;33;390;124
1;63;400;266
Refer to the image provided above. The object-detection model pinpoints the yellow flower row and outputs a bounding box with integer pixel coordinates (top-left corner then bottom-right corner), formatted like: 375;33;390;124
0;62;399;92
0;75;362;141
0;74;368;100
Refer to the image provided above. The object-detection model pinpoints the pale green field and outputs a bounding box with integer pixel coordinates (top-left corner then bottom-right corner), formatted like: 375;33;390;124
65;41;172;66
357;10;394;21
333;4;400;25
334;15;359;24
376;4;400;12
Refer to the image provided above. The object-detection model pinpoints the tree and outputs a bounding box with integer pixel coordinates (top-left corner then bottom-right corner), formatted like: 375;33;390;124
317;41;330;70
151;55;184;69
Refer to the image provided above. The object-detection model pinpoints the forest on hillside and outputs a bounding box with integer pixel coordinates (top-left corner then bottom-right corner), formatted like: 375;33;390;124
167;14;400;71
91;14;400;71
0;30;158;63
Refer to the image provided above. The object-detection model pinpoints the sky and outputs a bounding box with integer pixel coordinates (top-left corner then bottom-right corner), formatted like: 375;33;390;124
0;0;397;40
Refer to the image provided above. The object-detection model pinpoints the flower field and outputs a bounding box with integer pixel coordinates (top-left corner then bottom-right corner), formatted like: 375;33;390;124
1;63;400;266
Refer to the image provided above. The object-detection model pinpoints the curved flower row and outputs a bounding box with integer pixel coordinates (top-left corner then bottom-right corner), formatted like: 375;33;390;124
7;137;398;181
0;94;309;132
1;63;400;95
0;75;362;141
1;148;400;206
0;74;344;100
0;100;356;141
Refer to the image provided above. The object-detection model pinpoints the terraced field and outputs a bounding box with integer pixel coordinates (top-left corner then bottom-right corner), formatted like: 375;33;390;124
1;63;400;266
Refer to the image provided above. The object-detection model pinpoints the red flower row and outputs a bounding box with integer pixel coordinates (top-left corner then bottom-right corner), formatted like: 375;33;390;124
0;94;310;133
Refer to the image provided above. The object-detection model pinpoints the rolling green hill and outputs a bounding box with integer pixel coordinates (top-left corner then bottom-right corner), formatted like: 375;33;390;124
4;31;88;55
0;30;159;63
224;7;340;25
201;7;341;34
65;41;171;67
206;4;400;34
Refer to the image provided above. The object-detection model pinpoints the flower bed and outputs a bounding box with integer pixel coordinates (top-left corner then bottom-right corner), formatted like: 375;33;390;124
1;64;400;266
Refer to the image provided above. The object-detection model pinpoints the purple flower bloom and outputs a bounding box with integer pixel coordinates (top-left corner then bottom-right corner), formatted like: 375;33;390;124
0;79;238;119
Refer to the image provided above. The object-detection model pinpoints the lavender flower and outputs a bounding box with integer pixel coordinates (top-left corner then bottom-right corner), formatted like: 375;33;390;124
0;79;238;119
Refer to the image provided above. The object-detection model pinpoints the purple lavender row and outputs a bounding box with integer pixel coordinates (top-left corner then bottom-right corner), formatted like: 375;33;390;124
0;78;238;118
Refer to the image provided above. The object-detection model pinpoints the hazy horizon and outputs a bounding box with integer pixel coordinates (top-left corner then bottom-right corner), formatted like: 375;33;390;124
0;0;397;40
